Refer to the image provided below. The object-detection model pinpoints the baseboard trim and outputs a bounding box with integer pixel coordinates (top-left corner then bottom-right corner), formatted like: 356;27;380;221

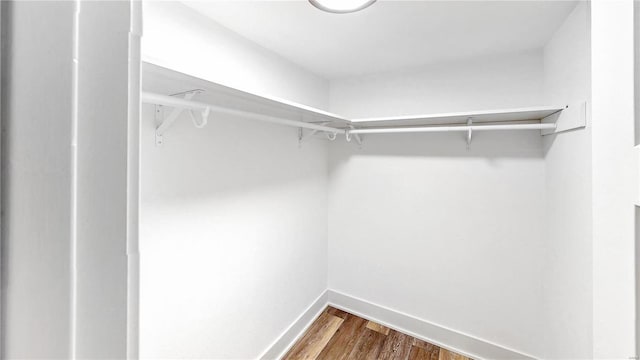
328;290;536;360
258;290;329;360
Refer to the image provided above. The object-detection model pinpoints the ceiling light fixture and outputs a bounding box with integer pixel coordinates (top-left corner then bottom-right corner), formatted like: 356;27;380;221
309;0;377;14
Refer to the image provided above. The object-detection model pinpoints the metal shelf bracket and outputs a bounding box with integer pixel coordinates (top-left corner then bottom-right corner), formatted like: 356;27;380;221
298;119;340;145
155;89;208;146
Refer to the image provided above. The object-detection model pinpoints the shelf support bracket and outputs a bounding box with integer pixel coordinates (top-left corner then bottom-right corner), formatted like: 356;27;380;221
541;102;585;135
298;120;340;144
154;105;164;146
155;89;206;146
346;125;362;146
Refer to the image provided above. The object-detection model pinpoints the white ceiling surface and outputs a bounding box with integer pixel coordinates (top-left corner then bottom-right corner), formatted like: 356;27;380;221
182;0;578;79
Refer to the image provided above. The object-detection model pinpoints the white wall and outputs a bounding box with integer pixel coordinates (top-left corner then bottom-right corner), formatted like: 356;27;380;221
139;96;329;359
591;1;637;358
541;2;592;359
139;4;331;358
2;1;135;358
326;8;600;358
330;49;544;118
142;1;329;110
75;2;136;358
1;2;76;357
327;51;548;357
139;3;638;360
636;3;640;357
128;2;143;358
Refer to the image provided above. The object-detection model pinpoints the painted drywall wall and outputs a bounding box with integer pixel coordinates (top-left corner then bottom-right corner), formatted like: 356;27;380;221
540;2;593;359
0;3;4;355
326;9;600;358
636;3;640;357
75;1;136;358
327;133;546;357
139;6;331;355
1;2;136;358
128;1;143;358
327;51;548;357
141;2;637;359
142;1;329;110
1;2;75;357
591;1;637;358
329;49;544;118
139;93;329;359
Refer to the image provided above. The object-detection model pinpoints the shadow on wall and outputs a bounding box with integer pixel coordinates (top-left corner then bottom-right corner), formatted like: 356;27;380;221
541;126;588;157
142;97;545;204
140;103;330;203
330;129;544;165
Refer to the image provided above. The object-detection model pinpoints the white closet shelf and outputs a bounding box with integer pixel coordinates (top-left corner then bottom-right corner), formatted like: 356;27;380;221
142;63;349;128
350;106;566;127
142;63;565;143
142;91;347;135
345;106;564;136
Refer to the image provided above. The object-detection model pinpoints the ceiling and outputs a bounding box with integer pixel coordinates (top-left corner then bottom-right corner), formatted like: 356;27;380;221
182;0;579;79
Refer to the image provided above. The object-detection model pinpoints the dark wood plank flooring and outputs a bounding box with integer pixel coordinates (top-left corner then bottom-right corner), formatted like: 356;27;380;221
283;307;472;360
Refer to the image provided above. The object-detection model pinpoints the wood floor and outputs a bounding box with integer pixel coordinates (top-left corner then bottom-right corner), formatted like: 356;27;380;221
283;307;472;360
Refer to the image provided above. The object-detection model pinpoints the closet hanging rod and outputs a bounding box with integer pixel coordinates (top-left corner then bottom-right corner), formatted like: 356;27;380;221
348;123;557;135
141;92;346;134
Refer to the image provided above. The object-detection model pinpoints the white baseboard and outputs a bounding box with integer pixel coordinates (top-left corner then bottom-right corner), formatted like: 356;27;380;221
328;290;536;360
258;290;329;360
258;289;536;360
